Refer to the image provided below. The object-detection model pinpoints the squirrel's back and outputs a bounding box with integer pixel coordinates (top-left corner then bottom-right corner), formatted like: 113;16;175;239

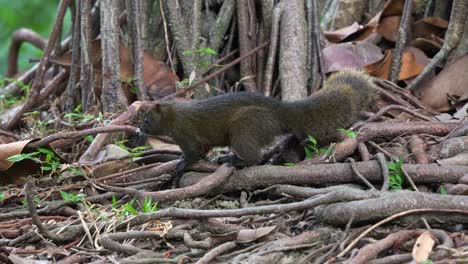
282;70;375;143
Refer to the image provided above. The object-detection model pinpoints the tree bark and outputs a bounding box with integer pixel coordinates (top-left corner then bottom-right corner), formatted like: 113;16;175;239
279;0;308;100
100;0;125;111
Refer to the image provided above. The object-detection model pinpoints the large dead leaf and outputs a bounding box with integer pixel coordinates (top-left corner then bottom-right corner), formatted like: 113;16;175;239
324;22;362;43
345;0;414;43
342;12;381;42
412;231;435;263
322;42;383;73
414;17;448;40
236;226;277;243
411;38;443;57
0;140;69;185
420;54;468;112
381;0;411;17
364;47;426;80
0;140;32;170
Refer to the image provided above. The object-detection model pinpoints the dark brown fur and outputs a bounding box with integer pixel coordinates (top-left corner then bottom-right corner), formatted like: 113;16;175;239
142;70;375;179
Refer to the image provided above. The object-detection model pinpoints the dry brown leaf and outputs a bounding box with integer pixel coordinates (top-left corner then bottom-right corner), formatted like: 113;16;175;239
412;231;435;263
324;22;362;43
414;17;448;40
342;12;381;42
378;15;402;42
236;226;277;243
323;42;383;73
411;38;443;56
0;140;69;185
381;0;412;17
420;54;468;112
364;47;426;80
364;49;392;79
0;140;32;171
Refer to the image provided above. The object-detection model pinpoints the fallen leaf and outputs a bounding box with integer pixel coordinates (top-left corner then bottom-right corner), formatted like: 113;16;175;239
236;226;277;243
420;54;468;111
414;17;448;40
323;42;383;73
381;0;411;17
378;15;402;42
412;231;435;263
324;22;362;43
364;47;426;80
0;140;32;171
411;38;443;57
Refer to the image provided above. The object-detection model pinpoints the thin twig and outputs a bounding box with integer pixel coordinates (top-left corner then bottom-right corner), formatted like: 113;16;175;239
389;0;413;83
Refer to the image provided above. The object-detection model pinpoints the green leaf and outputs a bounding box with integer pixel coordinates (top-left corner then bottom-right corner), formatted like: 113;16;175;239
304;146;314;159
74;104;83;113
24;111;40;116
439;187;448;195
122;204;138;216
7;154;28;162
338;128;358;138
112;195;118;209
59;190;85;202
307;135;317;145
41;166;52;171
199;47;218;55
84;135;94;142
283;163;296;166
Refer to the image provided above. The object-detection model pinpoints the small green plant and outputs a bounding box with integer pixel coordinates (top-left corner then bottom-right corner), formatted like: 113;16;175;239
388;157;404;190
0;192;4;201
112;195;118;210
141;197;158;213
283;163;296;166
182;47;218;56
65;167;85;176
0;78;29;110
182;47;218;73
115;140;151;160
63;104;95;124
24;111;40;116
338;128;358;138
439;187;448;195
113;197;158;216
122;77;138;95
304;135;328;159
59;190;85;203
121;199;139;216
7;151;42;163
7;148;71;177
21;196;42;207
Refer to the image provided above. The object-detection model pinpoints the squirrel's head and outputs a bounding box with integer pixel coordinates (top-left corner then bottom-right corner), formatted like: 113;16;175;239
141;102;176;136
